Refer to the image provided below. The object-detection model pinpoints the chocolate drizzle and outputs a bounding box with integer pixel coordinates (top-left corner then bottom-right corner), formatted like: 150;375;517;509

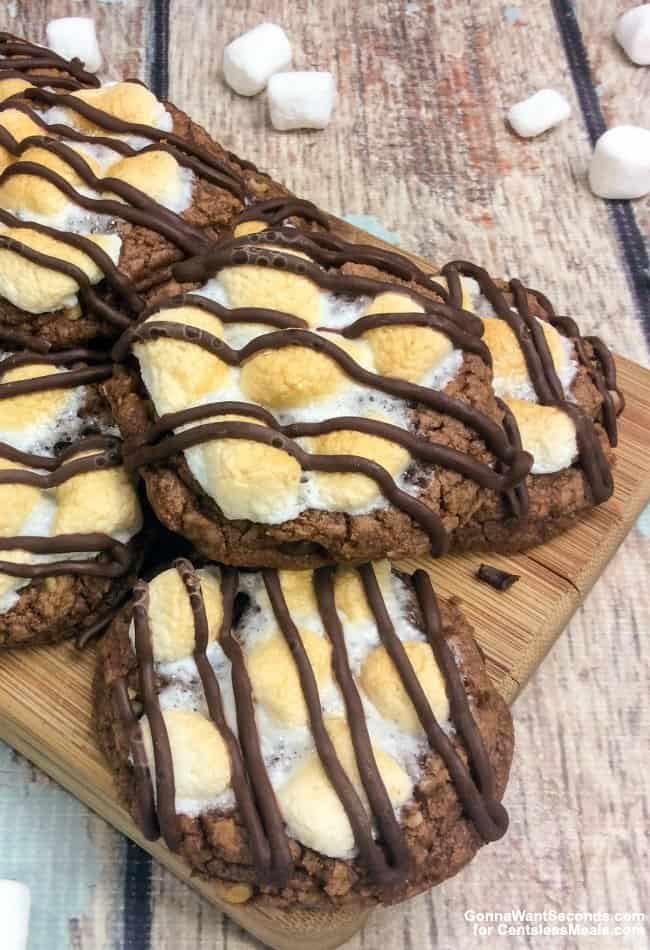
117;287;532;553
114;561;508;898
0;348;137;583
442;260;618;505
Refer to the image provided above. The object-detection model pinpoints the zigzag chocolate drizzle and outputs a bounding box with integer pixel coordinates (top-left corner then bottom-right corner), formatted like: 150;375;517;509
0;35;254;329
115;561;508;897
116;296;533;554
442;260;616;504
0;348;136;582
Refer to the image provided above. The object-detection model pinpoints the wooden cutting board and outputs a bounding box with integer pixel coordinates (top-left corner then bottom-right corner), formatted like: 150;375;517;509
0;352;648;950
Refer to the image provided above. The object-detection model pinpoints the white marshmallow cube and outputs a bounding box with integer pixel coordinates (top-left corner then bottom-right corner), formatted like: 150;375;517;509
507;89;571;138
589;125;650;199
223;23;292;96
0;881;31;950
46;17;102;73
615;4;650;65
268;71;336;131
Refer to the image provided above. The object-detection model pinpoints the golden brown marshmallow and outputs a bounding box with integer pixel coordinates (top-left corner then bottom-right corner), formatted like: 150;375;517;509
143;566;223;664
0;364;72;432
333;561;392;623
0;228;120;313
134;306;230;415
311;423;410;509
277;717;411;857
105;151;184;206
362;291;453;383
0;457;41;535
219;249;322;326
240;338;356;410
504;398;578;474
141;709;231;801
197;414;302;523
69;83;168;133
247;628;332;727
53;452;142;539
359;640;450;735
482;317;569;392
0;145;100;219
0;109;45;171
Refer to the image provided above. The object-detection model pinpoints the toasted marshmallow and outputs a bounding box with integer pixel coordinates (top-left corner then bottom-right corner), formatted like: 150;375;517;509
278;569;318;618
0;145;100;221
247;627;332;727
0;78;33;103
277;717;411;857
219;252;322;326
362;291;453;383
311;423;409;510
233;220;267;238
482;316;573;400
134;307;230;415
0;458;41;536
359;641;449;735
191;414;302;523
0;364;73;432
505;398;578;474
105;151;192;213
141;708;231;801
0;228;120;313
68;83;168;133
143;566;223;664
240;341;353;410
0;110;46;171
334;561;391;623
53;451;142;539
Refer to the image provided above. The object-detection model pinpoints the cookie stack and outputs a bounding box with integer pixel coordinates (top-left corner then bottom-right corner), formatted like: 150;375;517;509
0;34;621;910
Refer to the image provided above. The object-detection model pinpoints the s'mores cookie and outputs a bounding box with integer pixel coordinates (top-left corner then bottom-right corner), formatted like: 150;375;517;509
0;33;292;347
96;558;513;908
106;201;619;566
0;329;144;647
439;261;621;551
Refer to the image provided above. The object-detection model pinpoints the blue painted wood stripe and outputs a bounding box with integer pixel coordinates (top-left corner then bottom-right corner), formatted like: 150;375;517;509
149;0;170;99
551;0;650;342
123;839;153;949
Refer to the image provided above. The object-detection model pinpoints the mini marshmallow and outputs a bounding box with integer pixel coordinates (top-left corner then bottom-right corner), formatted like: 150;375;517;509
615;4;650;65
0;880;30;950
507;89;571;138
46;18;102;73
589;125;650;199
223;23;292;96
268;71;336;131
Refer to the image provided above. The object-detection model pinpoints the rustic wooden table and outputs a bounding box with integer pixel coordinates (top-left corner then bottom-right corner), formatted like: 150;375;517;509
0;2;648;948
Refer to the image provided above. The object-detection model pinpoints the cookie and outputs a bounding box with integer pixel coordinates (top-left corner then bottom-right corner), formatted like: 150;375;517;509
0;33;291;347
95;558;513;908
106;202;619;566
0;330;144;647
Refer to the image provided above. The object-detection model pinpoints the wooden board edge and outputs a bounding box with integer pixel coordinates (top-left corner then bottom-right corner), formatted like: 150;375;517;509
0;710;371;950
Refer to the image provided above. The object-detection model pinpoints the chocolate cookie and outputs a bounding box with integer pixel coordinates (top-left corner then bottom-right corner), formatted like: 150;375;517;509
95;558;513;908
105;202;619;566
0;33;288;347
0;330;144;648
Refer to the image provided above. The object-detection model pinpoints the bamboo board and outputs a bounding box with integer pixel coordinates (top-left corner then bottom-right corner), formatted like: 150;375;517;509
0;354;648;950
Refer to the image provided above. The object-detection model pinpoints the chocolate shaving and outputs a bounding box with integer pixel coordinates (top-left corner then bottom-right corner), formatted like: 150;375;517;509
477;564;520;592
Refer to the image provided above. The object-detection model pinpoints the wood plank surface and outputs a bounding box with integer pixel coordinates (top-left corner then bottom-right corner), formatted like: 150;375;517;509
0;2;648;949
